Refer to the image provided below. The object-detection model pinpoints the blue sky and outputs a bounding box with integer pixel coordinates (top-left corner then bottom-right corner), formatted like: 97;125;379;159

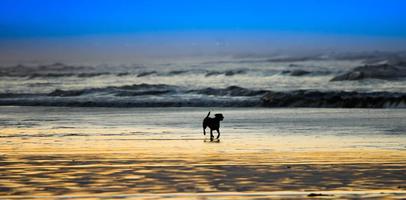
1;0;406;62
0;0;405;38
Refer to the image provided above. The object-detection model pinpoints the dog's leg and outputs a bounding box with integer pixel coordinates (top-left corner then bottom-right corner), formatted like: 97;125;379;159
210;129;214;141
202;120;207;135
216;129;220;139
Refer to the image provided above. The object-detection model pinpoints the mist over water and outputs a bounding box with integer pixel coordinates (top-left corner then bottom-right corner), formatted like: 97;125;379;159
1;31;406;64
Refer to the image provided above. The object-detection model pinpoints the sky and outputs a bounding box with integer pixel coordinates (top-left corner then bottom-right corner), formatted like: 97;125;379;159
0;0;406;62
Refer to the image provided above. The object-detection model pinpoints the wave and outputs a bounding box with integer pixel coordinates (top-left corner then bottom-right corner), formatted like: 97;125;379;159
136;71;157;77
187;86;267;96
205;69;247;77
36;84;266;98
0;83;405;108
31;72;111;78
47;84;178;97
0;68;251;78
136;69;249;77
0;63;91;77
262;90;406;108
0;84;265;107
0;97;261;107
331;63;406;81
1;62;339;79
1;72;133;78
0;93;43;98
281;70;332;76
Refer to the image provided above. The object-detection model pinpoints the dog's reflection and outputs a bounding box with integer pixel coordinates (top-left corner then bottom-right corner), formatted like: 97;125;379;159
204;138;220;143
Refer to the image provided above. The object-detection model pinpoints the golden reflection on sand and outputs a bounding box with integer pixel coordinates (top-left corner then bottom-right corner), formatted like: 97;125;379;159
1;127;406;198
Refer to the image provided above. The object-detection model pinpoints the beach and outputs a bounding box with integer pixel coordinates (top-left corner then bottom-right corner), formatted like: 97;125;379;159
2;0;406;199
1;106;405;199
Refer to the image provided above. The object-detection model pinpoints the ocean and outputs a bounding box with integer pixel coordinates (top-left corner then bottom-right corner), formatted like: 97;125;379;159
1;57;405;107
1;56;406;198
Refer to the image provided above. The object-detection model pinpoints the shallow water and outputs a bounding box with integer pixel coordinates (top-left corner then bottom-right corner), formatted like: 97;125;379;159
0;107;405;198
1;107;405;152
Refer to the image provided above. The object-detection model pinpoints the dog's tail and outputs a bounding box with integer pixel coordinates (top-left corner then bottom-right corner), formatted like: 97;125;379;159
206;111;210;118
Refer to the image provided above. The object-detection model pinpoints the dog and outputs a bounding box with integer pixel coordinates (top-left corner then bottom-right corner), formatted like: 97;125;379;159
202;112;224;140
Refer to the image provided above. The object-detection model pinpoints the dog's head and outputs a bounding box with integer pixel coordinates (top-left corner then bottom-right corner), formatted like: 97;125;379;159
214;113;224;121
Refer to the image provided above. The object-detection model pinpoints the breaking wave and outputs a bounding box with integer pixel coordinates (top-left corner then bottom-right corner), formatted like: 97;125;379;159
0;83;405;108
1;54;406;108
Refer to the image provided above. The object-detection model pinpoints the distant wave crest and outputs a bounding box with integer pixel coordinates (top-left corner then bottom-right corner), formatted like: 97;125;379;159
0;83;405;108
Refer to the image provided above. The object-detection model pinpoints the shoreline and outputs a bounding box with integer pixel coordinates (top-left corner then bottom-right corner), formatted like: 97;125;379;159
1;107;405;198
0;87;405;108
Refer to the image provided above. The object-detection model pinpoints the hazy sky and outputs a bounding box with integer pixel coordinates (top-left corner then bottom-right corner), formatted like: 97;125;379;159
0;0;406;62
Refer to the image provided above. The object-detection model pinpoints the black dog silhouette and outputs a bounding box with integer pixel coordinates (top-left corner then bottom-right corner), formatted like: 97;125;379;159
203;112;224;140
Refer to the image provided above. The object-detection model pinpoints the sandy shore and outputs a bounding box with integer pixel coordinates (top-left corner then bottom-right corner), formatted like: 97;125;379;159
0;107;405;199
1;142;406;199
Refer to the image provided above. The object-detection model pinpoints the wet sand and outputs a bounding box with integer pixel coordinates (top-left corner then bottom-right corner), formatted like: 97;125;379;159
1;148;406;199
0;107;405;199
